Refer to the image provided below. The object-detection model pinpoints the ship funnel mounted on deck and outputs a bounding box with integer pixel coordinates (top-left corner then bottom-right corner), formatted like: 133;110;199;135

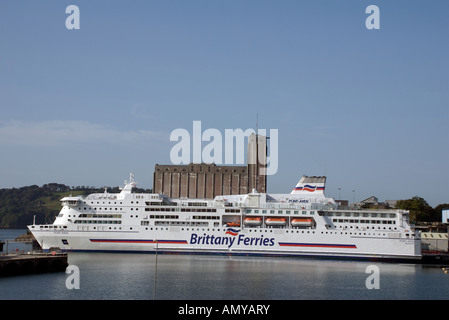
291;176;326;195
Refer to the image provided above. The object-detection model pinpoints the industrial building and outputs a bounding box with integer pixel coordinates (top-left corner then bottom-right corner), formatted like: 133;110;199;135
153;133;267;199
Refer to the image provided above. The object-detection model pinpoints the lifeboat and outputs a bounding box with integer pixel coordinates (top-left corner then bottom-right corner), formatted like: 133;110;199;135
227;221;241;227
265;218;287;226
243;217;262;227
291;218;314;227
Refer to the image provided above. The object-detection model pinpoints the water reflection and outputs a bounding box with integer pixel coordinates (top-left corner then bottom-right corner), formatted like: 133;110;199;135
62;253;426;300
1;251;448;300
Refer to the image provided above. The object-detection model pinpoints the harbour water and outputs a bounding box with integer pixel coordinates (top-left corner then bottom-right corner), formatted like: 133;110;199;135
1;229;449;300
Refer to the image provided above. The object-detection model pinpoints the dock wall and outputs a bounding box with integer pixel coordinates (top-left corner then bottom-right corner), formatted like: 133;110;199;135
0;253;68;277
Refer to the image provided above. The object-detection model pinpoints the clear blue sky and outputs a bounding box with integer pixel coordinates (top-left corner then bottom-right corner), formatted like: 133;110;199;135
0;0;448;207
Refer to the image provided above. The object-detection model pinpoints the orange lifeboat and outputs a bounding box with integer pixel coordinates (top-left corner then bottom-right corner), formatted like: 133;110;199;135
227;221;241;227
291;218;314;227
265;218;287;226
243;217;262;226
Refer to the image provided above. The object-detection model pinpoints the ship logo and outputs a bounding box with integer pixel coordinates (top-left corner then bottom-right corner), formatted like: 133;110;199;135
294;185;325;192
225;228;240;236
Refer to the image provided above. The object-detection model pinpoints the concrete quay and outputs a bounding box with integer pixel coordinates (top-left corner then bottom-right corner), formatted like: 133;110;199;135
0;252;68;277
421;252;449;265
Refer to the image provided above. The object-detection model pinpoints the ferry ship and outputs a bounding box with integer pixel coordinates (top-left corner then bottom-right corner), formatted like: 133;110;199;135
28;174;421;261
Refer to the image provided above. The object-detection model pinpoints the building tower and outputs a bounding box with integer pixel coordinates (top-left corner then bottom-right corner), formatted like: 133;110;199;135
247;133;267;193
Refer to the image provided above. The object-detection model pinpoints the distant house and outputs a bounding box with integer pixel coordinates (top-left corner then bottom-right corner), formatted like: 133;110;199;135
353;196;396;209
336;200;349;207
352;196;379;208
385;200;398;208
360;196;379;207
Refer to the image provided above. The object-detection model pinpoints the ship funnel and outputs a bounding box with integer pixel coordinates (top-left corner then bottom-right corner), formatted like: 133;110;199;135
291;176;326;195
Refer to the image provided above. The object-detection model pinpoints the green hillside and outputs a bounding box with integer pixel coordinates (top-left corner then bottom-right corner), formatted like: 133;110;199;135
0;183;151;229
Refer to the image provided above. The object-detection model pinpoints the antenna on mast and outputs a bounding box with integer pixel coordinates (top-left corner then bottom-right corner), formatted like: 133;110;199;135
256;113;258;135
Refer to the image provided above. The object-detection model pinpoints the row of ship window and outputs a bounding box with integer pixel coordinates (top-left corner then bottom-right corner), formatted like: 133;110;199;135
244;209;397;219
78;214;122;218
332;218;396;225
330;212;397;218
73;206;227;213
145;215;219;220
139;220;398;230
245;209;314;215
138;227;395;237
74;220;121;224
145;208;217;212
35;225;67;229
76;207;140;211
142;221;215;227
82;200;143;205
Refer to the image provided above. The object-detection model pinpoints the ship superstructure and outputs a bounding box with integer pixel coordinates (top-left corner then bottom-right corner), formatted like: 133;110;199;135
28;174;421;261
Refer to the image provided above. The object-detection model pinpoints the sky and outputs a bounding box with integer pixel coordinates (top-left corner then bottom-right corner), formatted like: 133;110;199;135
0;0;448;207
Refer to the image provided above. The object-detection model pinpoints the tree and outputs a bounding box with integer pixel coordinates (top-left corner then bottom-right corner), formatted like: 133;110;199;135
396;196;438;223
435;203;449;214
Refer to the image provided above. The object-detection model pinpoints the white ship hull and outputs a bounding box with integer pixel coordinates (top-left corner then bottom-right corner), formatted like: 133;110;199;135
28;174;422;261
29;224;421;261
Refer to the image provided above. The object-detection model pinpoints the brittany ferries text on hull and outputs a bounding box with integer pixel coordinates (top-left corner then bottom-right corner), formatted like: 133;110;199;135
28;174;421;261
